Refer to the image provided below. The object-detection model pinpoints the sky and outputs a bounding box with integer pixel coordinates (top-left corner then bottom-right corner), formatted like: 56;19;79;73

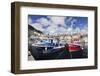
28;15;88;35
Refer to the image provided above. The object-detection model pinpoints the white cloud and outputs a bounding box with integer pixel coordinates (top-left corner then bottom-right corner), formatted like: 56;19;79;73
74;27;81;33
65;17;73;23
66;27;73;35
29;17;50;33
47;16;66;27
46;23;57;35
29;16;87;36
46;23;68;35
42;16;68;35
36;17;50;27
55;27;68;35
28;18;33;25
81;26;88;35
31;23;44;32
70;19;77;28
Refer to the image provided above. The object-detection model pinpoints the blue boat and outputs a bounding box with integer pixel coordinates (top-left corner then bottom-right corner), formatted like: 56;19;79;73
29;39;71;60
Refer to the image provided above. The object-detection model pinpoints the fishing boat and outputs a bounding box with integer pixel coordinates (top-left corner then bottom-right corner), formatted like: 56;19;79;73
32;38;65;53
30;38;69;60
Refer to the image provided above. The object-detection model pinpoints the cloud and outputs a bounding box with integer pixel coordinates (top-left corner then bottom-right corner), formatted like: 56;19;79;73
55;27;68;35
74;27;81;33
65;17;73;23
31;23;44;32
28;18;33;25
30;16;67;35
28;16;88;36
44;23;57;35
47;16;66;27
66;27;73;35
42;16;68;35
80;25;88;35
29;17;50;32
36;17;50;27
46;23;68;35
70;19;77;28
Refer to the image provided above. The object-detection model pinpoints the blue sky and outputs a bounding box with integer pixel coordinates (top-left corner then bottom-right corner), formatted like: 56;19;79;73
28;15;88;35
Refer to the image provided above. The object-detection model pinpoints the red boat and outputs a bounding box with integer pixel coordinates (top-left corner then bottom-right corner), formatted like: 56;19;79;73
65;35;83;58
67;43;82;52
